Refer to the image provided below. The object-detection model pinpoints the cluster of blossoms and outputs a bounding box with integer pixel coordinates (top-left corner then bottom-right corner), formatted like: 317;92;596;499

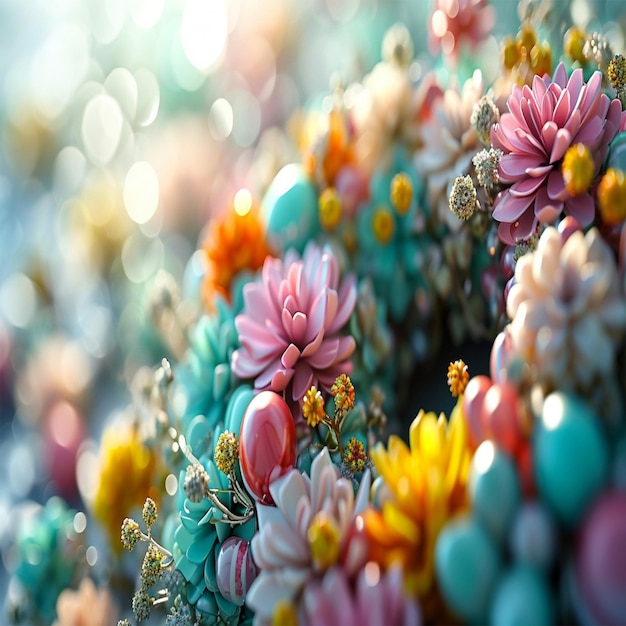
35;2;622;626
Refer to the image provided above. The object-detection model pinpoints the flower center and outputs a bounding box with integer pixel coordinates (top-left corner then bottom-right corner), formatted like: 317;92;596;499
372;206;395;244
562;143;594;197
318;187;342;231
308;511;341;571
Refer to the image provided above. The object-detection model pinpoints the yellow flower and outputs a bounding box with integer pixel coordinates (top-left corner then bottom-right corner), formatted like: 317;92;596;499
447;360;469;397
343;436;367;474
302;386;326;427
330;374;355;413
363;403;471;615
93;424;160;553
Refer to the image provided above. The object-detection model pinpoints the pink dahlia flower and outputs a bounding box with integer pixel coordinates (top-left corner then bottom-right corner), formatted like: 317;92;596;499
231;242;356;403
491;63;623;244
302;565;422;626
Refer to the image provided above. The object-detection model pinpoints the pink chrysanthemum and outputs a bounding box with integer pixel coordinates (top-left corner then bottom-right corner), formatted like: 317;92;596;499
232;242;356;404
429;0;495;63
491;63;623;244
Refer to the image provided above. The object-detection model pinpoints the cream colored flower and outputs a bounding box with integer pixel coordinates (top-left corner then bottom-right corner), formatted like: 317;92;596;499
246;448;371;622
507;227;626;390
351;62;433;176
415;71;485;231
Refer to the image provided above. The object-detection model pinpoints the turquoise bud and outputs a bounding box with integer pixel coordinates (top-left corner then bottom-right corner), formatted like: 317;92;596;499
534;392;609;526
261;163;320;253
509;501;557;571
606;131;626;172
468;441;521;544
435;516;501;624
490;564;554;626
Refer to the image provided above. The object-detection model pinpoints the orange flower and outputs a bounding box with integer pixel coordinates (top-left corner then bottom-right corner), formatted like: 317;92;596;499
201;192;272;310
302;108;355;186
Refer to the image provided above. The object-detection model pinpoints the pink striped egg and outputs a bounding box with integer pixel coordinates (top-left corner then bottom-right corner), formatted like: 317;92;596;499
216;536;258;606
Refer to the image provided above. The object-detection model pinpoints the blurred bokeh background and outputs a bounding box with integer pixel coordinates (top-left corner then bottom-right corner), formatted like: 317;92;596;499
0;0;623;621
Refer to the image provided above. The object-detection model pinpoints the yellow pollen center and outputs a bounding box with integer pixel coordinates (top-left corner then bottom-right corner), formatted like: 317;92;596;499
372;206;395;245
307;511;341;571
318;187;342;231
390;173;413;215
562;143;594;196
272;600;298;626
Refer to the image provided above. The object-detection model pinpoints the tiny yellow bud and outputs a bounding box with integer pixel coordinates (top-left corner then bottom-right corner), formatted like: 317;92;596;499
343;436;367;474
302;386;326;427
447;360;470;398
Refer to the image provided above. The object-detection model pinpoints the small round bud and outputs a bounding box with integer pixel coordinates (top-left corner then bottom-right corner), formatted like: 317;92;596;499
343;437;367;475
608;54;626;92
142;497;158;528
473;148;502;189
214;431;240;476
449;175;477;221
470;96;500;146
132;589;152;623
184;463;209;503
141;544;164;588
331;374;355;413
121;518;141;551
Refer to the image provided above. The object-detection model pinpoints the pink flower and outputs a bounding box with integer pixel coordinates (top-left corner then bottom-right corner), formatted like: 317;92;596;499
491;63;623;244
302;565;422;626
232;242;356;403
429;0;494;62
